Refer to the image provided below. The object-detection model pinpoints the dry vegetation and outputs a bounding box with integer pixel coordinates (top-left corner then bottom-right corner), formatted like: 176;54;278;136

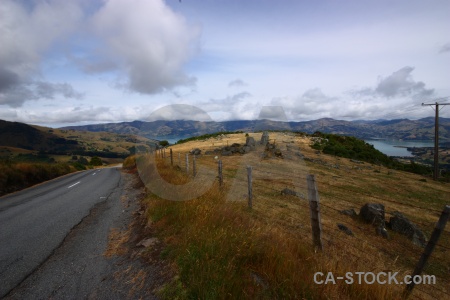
0;162;78;197
138;133;449;299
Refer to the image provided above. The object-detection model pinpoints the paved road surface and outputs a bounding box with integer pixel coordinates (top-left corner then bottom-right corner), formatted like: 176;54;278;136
0;167;123;298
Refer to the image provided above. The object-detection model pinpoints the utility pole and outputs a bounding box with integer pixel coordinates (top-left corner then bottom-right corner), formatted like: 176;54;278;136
422;101;450;180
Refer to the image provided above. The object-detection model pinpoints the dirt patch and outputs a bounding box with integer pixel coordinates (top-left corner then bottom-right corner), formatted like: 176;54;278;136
97;168;174;299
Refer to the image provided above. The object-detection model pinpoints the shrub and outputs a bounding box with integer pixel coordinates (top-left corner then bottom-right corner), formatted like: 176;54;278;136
90;156;103;166
0;162;77;196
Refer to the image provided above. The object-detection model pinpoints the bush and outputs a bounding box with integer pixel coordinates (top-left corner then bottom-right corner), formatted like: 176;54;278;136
123;155;136;169
159;140;170;147
0;162;77;196
90;156;103;166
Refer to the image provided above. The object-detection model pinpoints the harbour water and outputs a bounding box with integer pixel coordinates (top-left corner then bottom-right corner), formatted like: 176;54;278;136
364;139;434;157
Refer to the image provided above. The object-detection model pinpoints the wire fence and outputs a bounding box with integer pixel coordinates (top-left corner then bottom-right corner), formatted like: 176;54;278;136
150;145;450;299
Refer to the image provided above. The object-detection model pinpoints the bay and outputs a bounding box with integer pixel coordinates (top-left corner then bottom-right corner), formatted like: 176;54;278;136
365;139;435;157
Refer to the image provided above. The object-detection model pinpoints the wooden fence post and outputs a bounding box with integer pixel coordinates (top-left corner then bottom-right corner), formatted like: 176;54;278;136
185;154;189;174
178;153;181;166
404;205;450;297
170;148;173;166
163;148;166;159
218;160;223;186
307;174;323;251
193;155;197;177
247;166;253;209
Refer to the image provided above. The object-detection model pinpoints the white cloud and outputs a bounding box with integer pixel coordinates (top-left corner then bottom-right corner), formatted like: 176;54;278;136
90;0;200;94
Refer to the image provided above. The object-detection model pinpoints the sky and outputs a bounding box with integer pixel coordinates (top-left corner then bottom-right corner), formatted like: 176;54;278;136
1;0;450;127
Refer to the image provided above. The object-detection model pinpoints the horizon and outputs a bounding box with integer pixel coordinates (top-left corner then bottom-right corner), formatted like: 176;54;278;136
1;0;449;126
5;115;448;130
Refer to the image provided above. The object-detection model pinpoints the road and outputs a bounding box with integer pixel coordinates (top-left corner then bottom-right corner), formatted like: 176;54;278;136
0;167;124;298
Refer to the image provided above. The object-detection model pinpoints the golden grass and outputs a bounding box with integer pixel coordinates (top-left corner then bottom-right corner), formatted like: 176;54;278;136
104;228;130;258
139;133;450;299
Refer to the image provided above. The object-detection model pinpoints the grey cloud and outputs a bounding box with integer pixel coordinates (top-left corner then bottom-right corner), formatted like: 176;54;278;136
374;67;433;98
231;92;251;102
91;0;199;94
271;88;339;119
144;104;213;122
228;79;248;88
258;106;288;121
34;81;84;100
0;0;83;107
348;67;434;100
0;80;84;107
439;43;450;53
0;68;21;92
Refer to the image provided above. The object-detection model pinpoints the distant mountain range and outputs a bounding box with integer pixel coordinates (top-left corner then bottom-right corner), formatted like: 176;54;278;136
62;117;450;141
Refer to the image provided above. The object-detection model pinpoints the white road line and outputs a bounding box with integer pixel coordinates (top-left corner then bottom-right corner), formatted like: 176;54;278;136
92;173;96;176
68;181;81;189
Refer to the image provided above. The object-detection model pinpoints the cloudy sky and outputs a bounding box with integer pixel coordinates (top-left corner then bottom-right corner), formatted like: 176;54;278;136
1;0;449;127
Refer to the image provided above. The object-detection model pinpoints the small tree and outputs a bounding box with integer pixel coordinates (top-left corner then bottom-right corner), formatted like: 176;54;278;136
159;140;169;147
90;156;103;166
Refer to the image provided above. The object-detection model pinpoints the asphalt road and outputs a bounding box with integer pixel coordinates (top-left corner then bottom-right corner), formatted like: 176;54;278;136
0;167;123;298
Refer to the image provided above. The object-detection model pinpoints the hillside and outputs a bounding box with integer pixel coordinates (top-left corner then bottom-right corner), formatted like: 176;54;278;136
0;120;80;153
62;117;450;141
130;132;449;299
0;119;158;159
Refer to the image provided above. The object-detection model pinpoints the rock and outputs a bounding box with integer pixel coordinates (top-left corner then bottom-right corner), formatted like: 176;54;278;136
245;137;256;148
389;211;427;247
286;144;300;152
190;148;201;155
360;203;385;226
280;188;305;199
376;226;389;239
295;152;304;158
137;237;159;248
231;143;241;147
222;150;232;156
205;150;214;155
339;209;357;217
274;148;283;157
351;159;364;164
281;188;297;196
260;131;269;145
337;224;354;236
242;146;251;153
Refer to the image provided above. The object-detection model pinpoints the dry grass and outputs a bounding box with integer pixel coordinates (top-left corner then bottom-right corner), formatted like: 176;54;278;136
0;162;77;197
139;133;450;299
104;228;130;258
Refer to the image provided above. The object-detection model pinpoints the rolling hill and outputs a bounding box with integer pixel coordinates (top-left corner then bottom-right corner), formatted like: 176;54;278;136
62;117;450;141
0;120;158;159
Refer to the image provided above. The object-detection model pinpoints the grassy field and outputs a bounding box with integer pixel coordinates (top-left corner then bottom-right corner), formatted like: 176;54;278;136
136;132;449;299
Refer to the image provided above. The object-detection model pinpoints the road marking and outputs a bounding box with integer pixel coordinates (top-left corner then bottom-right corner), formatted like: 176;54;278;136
68;181;80;189
92;173;96;176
